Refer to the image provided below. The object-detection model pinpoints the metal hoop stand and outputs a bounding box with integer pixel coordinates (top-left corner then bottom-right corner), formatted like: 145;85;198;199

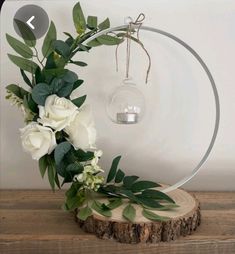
85;25;220;193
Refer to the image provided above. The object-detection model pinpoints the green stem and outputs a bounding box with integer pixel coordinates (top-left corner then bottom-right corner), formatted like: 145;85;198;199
33;47;44;69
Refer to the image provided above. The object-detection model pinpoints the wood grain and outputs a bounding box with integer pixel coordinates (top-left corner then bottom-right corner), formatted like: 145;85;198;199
0;190;235;254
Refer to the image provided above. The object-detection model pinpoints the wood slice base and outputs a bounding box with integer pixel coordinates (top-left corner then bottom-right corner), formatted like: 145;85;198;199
75;187;201;243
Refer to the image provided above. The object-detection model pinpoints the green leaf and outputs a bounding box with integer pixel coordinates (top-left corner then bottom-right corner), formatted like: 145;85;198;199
8;54;39;73
86;39;102;47
73;2;86;34
42;21;57;57
70;61;87;67
107;155;121;183
31;83;51;105
107;198;123;210
47;160;55;191
142;209;169;222
141;189;175;204
131;181;160;193
66;193;85;210
6;84;28;99
136;197;163;209
123;204;136;222
98;18;110;30
144;203;179;211
123;175;139;188
14;19;36;47
62;70;78;83
20;69;33;88
115;169;125;183
54;141;71;166
66;182;82;198
66;163;83;175
35;67;45;84
6;34;33;58
87;16;97;29
53;40;70;58
39;156;48;178
54;172;61;189
91;201;112;217
73;79;84;90
77;206;93;221
119;189;139;203
24;93;39;113
97;35;123;45
72;95;87;108
73;149;94;161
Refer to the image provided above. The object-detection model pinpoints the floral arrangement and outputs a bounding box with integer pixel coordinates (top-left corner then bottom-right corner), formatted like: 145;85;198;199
5;2;177;222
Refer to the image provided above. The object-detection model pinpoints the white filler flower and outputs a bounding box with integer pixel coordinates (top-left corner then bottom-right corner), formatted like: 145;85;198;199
20;122;56;160
38;94;78;131
65;105;97;150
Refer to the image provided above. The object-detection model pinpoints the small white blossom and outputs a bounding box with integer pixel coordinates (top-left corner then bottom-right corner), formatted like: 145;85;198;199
74;164;104;191
91;150;103;166
6;91;23;107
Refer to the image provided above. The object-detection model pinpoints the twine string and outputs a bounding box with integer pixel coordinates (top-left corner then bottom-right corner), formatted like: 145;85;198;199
115;13;151;84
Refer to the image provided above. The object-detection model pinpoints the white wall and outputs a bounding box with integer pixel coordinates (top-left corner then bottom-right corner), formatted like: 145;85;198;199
0;0;234;190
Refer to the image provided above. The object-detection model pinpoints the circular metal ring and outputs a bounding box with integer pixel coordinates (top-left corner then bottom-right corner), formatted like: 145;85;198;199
84;25;220;193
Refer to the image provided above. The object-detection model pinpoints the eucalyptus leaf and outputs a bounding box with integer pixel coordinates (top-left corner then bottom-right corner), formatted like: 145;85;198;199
77;206;92;221
87;16;97;29
91;200;112;217
142;209;169;222
98;18;110;30
20;69;33;88
123;204;136;222
8;54;39;73
73;79;84;90
72;95;87;108
86;39;102;47
107;155;121;183
14;19;36;47
70;61;87;67
42;21;57;57
6;34;33;58
6;84;28;99
62;70;78;83
73;2;86;34
54;141;72;166
66;163;83;174
97;35;123;45
53;40;70;58
31;83;51;105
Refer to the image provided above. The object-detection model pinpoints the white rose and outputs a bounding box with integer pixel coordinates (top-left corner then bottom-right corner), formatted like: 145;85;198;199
20;122;56;160
38;94;78;131
65;105;97;150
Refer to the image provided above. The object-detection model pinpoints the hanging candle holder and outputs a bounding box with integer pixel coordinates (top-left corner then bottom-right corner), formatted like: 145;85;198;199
106;78;145;124
106;14;151;125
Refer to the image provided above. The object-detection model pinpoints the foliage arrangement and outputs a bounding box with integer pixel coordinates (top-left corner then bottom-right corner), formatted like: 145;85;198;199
5;2;178;223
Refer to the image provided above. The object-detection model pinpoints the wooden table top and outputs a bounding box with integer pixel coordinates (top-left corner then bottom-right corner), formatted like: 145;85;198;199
0;190;235;254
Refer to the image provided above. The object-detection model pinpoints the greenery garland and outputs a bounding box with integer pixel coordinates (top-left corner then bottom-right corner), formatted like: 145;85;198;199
5;2;178;222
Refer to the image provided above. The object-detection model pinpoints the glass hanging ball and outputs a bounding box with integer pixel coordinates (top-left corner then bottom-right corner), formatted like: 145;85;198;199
106;79;146;124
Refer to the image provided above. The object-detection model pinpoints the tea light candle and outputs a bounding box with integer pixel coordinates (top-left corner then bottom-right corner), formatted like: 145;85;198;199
116;112;138;124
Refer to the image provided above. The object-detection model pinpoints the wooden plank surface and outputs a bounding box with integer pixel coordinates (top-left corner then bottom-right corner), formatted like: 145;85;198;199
0;190;235;254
